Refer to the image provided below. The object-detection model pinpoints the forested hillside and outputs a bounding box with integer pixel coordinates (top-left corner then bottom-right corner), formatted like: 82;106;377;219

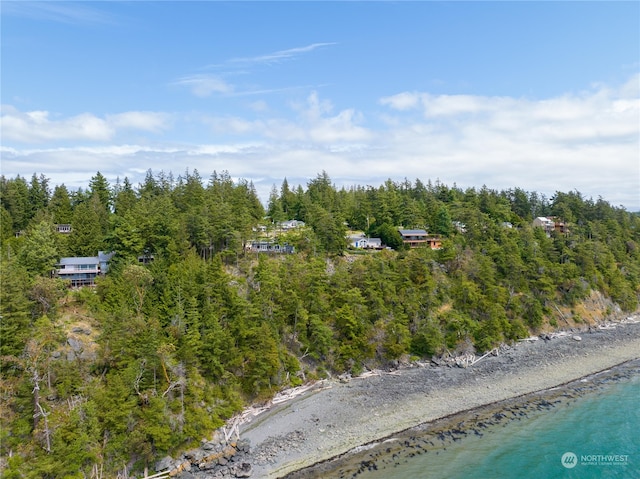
1;170;638;477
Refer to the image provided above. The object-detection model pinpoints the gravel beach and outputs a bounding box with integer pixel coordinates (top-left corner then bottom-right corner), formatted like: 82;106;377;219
238;318;640;478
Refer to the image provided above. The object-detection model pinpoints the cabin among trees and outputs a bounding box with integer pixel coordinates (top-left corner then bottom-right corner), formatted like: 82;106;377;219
533;216;569;236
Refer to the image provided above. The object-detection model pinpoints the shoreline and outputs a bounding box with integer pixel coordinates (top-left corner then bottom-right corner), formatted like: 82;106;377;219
284;358;640;478
238;318;640;478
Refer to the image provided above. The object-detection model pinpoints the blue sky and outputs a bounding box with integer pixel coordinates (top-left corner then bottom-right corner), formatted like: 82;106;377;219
1;1;639;210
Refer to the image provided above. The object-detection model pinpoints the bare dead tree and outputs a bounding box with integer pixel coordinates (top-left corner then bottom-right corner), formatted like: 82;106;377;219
31;369;51;453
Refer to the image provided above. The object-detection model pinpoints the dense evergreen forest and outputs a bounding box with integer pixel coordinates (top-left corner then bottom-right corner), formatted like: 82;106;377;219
1;169;639;477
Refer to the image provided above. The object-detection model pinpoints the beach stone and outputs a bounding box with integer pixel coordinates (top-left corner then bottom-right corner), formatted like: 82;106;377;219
198;459;219;471
184;448;205;462
210;429;225;444
236;439;251;453
222;444;236;458
230;462;253;477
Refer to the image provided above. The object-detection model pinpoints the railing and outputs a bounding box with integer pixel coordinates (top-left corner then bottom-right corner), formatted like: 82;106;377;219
58;267;99;273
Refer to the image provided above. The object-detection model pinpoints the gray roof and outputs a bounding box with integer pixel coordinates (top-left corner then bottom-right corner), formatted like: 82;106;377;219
59;251;114;266
399;229;428;235
60;256;99;265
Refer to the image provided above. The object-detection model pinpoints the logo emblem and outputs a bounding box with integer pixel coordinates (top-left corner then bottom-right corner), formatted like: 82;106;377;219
561;452;578;469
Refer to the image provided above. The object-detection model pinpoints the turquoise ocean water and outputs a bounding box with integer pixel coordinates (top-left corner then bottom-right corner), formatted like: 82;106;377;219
292;360;639;479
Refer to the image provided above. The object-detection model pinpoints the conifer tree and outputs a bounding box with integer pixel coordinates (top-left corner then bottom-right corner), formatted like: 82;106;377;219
48;184;73;225
89;172;112;211
18;220;59;276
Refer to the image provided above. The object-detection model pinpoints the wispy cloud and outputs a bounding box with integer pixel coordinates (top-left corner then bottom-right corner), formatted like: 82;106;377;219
176;43;336;98
227;42;337;66
172;75;234;98
1;1;118;26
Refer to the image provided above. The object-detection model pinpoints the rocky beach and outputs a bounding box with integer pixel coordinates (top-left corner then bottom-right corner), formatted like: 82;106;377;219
238;318;640;478
158;317;640;478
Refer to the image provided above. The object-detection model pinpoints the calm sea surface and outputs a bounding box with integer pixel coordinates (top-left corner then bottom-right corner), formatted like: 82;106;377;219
294;360;640;479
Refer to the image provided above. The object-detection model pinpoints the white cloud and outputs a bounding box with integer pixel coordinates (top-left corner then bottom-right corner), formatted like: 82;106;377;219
379;92;420;111
107;112;170;133
0;106;114;142
308;108;370;143
375;78;639;209
206;91;372;144
0;107;170;143
2;76;638;211
298;91;334;121
618;73;640;98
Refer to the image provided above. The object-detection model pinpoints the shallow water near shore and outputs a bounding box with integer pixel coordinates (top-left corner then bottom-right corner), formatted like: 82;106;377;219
287;359;640;479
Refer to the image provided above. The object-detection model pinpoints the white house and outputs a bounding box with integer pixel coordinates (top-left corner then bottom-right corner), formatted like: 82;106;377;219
349;234;383;249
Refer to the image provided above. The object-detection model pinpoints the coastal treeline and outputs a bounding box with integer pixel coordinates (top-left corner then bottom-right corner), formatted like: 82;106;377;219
1;170;638;477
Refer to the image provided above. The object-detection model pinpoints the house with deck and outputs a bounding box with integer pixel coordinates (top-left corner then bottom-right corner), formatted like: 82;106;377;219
398;229;442;250
56;251;114;287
